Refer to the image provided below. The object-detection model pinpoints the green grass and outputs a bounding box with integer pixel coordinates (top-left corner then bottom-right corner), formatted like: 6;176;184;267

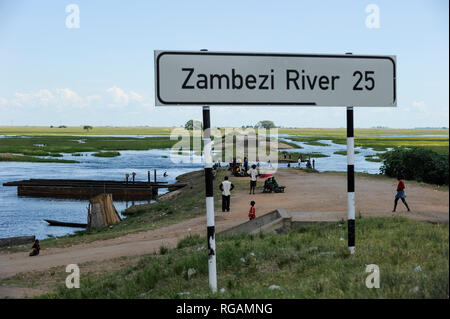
0;136;179;161
305;141;330;146
41;216;449;299
286;135;449;155
278;128;448;137
92;151;121;157
365;155;383;162
0;153;79;163
334;150;361;156
0;126;174;136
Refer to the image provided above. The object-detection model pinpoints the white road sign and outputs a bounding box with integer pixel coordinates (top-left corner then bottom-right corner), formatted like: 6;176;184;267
155;51;396;107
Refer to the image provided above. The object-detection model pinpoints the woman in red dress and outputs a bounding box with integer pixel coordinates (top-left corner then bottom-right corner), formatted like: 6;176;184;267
393;176;411;212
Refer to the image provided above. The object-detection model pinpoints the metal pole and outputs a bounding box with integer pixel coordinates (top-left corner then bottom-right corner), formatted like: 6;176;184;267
154;169;157;183
203;105;217;293
347;106;355;254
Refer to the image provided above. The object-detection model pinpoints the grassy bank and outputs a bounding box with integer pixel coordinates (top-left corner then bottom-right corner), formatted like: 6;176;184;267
285;135;449;155
0;153;79;163
0;136;178;160
0;126;174;136
334;150;360;155
40;216;448;298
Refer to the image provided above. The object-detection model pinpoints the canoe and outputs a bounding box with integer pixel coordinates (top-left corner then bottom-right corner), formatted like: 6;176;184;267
44;219;87;228
0;235;35;247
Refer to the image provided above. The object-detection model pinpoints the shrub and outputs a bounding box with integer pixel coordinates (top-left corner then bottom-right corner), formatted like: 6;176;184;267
380;147;449;185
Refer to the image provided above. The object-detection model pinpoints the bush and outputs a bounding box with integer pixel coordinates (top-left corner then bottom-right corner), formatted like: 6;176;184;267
381;147;449;185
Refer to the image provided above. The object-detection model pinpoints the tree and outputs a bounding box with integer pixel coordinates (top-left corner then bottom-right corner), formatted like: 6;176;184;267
184;120;202;131
254;120;276;129
83;125;93;132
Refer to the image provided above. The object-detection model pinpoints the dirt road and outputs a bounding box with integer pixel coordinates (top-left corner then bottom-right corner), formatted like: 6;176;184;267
0;168;448;297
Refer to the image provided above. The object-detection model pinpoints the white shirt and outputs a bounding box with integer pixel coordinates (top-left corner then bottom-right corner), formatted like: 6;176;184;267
247;168;258;181
221;180;233;196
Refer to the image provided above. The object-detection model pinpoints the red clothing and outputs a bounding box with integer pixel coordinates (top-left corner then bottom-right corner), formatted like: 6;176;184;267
397;180;405;191
248;206;256;220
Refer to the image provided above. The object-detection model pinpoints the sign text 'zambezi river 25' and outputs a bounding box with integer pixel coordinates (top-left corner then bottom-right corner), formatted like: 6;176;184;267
154;51;396;107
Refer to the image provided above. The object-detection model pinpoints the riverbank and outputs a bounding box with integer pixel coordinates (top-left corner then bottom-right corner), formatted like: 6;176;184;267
0;167;448;298
41;216;449;299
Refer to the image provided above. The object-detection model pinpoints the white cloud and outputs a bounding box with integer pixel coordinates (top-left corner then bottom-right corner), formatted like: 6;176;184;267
412;100;427;111
105;86;129;108
1;87;151;111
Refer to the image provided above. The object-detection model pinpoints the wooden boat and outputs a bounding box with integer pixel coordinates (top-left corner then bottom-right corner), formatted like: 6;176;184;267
0;235;35;247
44;219;87;228
3;179;186;200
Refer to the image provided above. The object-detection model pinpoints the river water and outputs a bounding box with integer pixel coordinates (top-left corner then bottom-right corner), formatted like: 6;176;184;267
0;134;446;240
0;149;203;240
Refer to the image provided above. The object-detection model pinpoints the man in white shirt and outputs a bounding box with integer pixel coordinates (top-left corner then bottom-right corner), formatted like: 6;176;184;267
298;157;302;168
247;164;258;194
219;176;234;212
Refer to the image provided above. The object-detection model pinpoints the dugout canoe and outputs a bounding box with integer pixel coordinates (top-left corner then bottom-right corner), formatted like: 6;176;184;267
44;219;87;228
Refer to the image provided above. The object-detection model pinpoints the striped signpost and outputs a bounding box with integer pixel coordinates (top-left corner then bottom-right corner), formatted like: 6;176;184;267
347;106;356;254
154;49;397;290
203;105;217;292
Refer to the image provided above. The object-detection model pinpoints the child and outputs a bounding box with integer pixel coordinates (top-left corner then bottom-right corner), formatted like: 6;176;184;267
393;176;411;212
248;201;256;221
29;239;40;257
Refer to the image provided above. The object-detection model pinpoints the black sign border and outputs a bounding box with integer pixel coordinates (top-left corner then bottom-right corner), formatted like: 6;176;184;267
155;51;396;106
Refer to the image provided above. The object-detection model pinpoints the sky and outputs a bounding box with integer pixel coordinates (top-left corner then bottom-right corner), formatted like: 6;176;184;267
0;0;448;128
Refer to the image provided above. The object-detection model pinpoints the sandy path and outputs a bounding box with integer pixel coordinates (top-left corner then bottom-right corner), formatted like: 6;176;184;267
0;168;448;289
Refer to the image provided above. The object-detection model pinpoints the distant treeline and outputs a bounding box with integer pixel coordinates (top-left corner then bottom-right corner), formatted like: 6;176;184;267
381;147;449;185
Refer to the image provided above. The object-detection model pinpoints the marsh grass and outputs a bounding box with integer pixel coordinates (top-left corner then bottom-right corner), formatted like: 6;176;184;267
0;136;181;163
42;216;449;299
0;153;79;163
334;150;361;156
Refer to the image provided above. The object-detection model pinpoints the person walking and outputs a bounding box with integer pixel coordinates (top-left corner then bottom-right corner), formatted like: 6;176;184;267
393;176;411;212
312;159;315;169
247;164;258;194
248;201;256;220
219;176;234;212
297;157;302;168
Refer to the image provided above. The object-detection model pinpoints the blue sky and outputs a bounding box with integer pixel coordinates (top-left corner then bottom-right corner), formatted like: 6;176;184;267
0;0;448;128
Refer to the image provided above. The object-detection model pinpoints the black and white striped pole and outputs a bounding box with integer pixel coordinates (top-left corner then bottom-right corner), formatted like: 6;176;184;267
202;105;218;293
347;106;355;254
345;52;356;255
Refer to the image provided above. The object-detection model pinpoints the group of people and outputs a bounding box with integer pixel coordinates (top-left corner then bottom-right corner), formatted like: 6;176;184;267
220;164;259;220
220;165;412;222
263;177;281;193
282;152;315;169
